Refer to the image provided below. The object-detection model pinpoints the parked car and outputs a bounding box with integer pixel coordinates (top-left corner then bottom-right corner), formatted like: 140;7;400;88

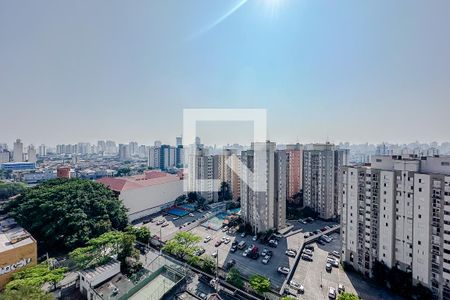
302;254;313;261
304;232;311;238
215;240;222;247
224;237;231;244
222;226;229;232
252;235;258;241
277;266;290;275
262;255;271;264
225;259;236;270
161;222;169;227
232;240;238;246
285;250;296;257
230;245;237;252
289;280;301;289
324;225;331;230
305;245;315;251
325;263;332;272
243;249;250;257
189;213;194;217
338;284;345;293
195;248;205;256
268;240;278;248
261;248;269;257
240;232;246;238
314;229;321;235
331;250;340;258
212;251;218;258
237;241;247;250
327;258;339;267
156;220;165;225
203;236;211;243
303;249;313;256
143;218;152;224
328;287;336;299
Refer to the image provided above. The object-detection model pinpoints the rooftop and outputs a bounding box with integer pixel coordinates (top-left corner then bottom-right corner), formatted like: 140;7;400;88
0;217;35;253
97;170;182;192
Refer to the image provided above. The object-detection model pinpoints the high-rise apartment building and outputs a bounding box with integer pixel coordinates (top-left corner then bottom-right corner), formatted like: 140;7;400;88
129;141;138;156
303;143;348;219
118;144;130;161
341;155;450;299
38;144;46;157
216;149;241;200
27;145;36;163
240;141;286;233
0;150;10;163
285;144;303;201
13;139;23;162
186;147;218;203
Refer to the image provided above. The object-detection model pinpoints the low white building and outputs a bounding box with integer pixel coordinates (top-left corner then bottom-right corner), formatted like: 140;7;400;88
97;170;184;222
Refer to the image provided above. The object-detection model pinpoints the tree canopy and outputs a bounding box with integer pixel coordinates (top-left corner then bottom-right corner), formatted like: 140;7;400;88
70;231;136;269
0;181;26;200
6;178;128;251
249;274;270;294
162;231;201;261
0;286;54;300
337;292;360;300
5;262;66;291
226;267;243;288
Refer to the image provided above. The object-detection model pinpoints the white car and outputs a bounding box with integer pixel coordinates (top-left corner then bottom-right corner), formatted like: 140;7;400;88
262;255;271;264
285;250;296;257
240;232;246;238
252;235;258;241
189;213;194;217
212;251;218;258
304;249;313;256
328;287;336;299
203;236;211;243
224;237;231;244
277;266;290;275
289;280;301;289
222;226;229;232
243;249;250;257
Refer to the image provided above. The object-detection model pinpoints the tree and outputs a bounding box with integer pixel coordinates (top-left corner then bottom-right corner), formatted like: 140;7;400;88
337;292;360;300
126;226;151;244
5;262;66;291
116;167;131;177
226;267;243;288
0;286;54;300
174;194;187;206
70;231;137;270
281;297;296;300
187;192;198;203
249;274;270;295
0;182;26;200
201;256;216;274
6;178;128;251
162;231;201;260
218;182;232;202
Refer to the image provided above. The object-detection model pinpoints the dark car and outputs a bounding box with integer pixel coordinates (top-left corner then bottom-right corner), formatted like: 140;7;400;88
232;240;238;246
215;240;222;247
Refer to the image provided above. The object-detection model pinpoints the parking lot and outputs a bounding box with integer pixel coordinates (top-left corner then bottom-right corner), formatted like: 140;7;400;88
139;209;348;294
142;210;213;241
291;233;402;300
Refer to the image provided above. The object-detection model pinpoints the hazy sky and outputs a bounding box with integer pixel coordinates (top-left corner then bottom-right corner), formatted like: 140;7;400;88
1;0;449;146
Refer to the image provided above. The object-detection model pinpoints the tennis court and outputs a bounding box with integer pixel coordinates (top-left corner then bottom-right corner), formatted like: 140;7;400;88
201;212;228;230
167;207;189;217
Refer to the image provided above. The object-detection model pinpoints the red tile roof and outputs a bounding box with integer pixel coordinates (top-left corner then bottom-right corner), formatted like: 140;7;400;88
97;171;181;192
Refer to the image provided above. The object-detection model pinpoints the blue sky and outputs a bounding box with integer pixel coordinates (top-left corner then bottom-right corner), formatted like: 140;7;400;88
1;0;449;146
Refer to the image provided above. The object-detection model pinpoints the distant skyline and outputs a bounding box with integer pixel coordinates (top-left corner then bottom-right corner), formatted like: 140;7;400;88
1;1;449;145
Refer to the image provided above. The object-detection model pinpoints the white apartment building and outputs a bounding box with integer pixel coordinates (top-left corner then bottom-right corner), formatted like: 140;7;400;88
186;148;218;203
341;155;450;299
303;143;348;219
12;139;23;162
240;141;286;233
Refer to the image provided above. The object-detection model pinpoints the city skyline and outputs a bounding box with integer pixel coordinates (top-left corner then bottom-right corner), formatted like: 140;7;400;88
1;1;450;145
